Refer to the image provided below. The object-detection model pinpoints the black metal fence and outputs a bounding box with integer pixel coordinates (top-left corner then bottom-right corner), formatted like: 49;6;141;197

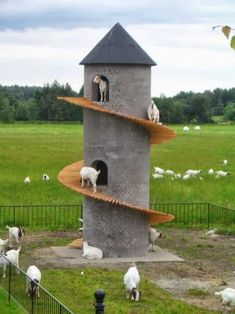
0;255;73;314
0;202;235;232
0;204;82;229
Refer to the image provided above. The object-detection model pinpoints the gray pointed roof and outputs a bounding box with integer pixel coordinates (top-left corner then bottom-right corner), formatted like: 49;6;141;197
80;23;156;66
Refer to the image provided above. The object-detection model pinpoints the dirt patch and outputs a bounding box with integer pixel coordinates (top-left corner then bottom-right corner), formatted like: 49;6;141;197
7;227;235;312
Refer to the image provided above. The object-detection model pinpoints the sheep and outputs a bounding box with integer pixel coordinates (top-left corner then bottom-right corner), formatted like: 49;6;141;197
175;173;182;179
215;170;231;178
80;167;101;193
147;100;160;123
215;288;235;311
152;173;163;179
42;173;50;181
185;169;202;176
0;238;9;254
208;168;214;175
26;265;41;298
93;75;107;102
123;264;140;301
24;176;31;184
82;241;103;260
182;173;192;180
194;125;201;130
6;226;25;247
148;227;162;252
183;126;189;131
0;247;21;278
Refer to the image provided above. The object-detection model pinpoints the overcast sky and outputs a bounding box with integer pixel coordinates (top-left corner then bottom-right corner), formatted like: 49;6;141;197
0;0;235;97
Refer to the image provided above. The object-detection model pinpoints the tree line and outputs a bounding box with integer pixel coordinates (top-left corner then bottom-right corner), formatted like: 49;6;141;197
0;81;235;123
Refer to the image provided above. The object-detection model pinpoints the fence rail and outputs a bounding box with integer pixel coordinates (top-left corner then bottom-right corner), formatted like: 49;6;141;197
0;202;235;232
0;255;73;314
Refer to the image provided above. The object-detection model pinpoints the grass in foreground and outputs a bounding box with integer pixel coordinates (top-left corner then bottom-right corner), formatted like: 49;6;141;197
0;288;24;314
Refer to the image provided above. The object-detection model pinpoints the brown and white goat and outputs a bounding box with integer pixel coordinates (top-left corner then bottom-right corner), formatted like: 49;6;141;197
6;226;25;247
93;75;108;102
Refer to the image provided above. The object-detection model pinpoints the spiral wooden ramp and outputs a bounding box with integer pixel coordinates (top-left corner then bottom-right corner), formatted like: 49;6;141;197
58;97;175;225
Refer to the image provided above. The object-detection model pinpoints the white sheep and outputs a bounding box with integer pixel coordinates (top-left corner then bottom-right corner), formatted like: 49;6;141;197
153;166;165;175
42;173;50;181
148;227;162;252
80;167;101;193
182;173;192;180
221;159;228;166
6;226;25;247
175;173;182;179
26;265;41;298
215;170;231;178
147;100;160;123
93;75;108;102
194;125;201;130
82;241;103;260
24;176;31;184
0;238;9;254
165;170;175;176
215;288;235;311
185;169;202;176
0;247;21;278
208;168;214;175
123;264;140;301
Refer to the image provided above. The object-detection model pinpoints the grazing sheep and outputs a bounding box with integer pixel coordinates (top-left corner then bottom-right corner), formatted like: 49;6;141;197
24;176;31;184
82;241;103;260
93;75;108;102
153;166;165;175
0;238;9;254
175;173;182;179
26;265;41;298
215;288;235;311
6;226;25;247
148;227;162;252
185;169;202;176
147;100;160;123
0;247;21;278
183;126;189;131
194;125;201;130
152;173;163;179
215;170;231;178
123;264;140;301
208;168;214;175
80;167;101;193
42;174;50;181
182;173;192;180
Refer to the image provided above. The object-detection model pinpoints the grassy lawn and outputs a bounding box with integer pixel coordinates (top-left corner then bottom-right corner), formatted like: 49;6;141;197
0;288;24;314
0;122;234;208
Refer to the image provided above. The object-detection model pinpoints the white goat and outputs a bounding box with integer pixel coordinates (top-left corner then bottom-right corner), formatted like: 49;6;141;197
42;173;50;181
208;168;214;175
215;170;231;178
82;241;103;260
152;173;163;179
221;159;228;166
93;75;107;102
26;265;41;298
185;169;202;176
0;238;9;254
153;166;165;175
182;173;192;180
148;227;162;252
215;288;235;311
165;170;175;176
194;125;201;130
147;100;160;123
0;247;21;278
175;173;182;179
80;167;101;193
183;126;189;131
24;176;31;184
6;226;25;247
123;264;140;301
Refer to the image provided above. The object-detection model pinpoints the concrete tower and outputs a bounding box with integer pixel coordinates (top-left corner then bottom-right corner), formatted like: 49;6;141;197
58;23;175;258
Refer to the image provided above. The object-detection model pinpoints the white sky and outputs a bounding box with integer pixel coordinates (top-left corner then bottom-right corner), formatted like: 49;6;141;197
0;0;235;97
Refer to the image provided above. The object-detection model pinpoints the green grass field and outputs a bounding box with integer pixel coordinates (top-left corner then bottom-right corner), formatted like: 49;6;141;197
0;123;234;208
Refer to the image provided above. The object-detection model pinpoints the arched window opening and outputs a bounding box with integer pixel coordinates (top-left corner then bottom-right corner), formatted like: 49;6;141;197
92;75;109;102
91;160;108;185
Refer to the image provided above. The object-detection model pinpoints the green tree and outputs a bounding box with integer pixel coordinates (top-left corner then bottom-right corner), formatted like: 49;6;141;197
224;103;235;121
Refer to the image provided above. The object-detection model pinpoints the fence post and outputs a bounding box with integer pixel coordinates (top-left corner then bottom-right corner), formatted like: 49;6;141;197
207;203;210;229
8;263;11;302
94;289;105;314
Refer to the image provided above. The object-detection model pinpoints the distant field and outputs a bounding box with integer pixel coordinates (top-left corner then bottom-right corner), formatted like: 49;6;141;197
0;123;234;208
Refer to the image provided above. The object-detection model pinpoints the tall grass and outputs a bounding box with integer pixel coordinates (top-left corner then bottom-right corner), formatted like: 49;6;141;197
0;123;234;208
